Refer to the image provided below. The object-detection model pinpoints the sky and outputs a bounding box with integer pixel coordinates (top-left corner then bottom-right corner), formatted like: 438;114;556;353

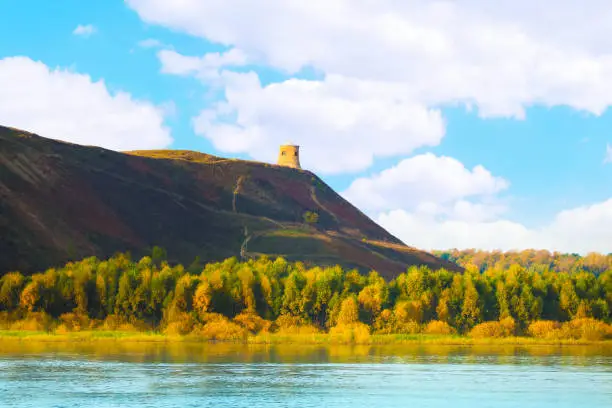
1;0;612;254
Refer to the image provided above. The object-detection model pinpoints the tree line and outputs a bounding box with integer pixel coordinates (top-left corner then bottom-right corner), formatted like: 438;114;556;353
0;249;611;340
434;249;612;275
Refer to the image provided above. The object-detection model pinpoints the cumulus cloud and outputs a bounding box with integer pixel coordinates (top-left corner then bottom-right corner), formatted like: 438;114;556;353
126;0;612;175
193;73;445;173
605;143;612;163
378;210;534;252
127;0;612;117
73;24;96;37
0;56;172;150
342;154;508;212
342;155;612;254
378;199;612;254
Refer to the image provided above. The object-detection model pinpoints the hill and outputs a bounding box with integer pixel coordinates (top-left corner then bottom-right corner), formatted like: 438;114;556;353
0;125;461;278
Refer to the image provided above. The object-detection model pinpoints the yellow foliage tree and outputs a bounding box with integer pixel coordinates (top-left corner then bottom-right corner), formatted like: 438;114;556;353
337;296;359;325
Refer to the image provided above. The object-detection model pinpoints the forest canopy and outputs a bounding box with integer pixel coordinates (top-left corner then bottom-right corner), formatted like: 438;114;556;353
1;248;611;342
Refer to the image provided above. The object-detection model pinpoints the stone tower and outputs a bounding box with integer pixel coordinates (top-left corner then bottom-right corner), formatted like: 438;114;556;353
277;144;301;169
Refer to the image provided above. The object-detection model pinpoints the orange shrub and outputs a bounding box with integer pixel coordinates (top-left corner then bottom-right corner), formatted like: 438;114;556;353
561;318;612;341
233;311;273;334
195;317;248;341
163;312;196;335
423;320;456;336
469;318;516;338
499;316;517;336
527;320;561;339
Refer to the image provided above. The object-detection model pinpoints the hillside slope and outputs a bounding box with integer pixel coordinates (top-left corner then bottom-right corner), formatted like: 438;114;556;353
0;125;461;278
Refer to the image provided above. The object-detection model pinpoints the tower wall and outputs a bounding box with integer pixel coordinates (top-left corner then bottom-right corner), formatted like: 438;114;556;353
277;145;301;169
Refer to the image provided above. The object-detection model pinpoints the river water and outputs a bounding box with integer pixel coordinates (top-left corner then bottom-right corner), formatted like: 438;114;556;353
0;342;611;407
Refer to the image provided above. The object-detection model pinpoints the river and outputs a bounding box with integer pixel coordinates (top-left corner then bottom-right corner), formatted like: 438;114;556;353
1;342;611;407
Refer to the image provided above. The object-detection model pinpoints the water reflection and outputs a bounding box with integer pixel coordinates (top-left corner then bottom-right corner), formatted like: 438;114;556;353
1;340;611;367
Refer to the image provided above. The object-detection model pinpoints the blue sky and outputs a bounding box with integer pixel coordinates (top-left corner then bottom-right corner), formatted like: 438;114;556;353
2;0;612;253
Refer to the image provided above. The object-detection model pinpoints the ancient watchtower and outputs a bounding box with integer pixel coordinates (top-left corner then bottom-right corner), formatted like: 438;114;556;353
277;144;301;169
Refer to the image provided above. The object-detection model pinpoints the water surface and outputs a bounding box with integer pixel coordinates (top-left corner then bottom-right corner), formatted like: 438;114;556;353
1;342;611;407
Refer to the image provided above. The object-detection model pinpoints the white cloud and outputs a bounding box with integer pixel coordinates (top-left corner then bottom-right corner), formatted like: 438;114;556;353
193;72;445;173
138;38;165;49
342;154;508;212
605;143;612;163
341;155;612;253
0;56;172;150
158;48;248;81
73;24;96;37
127;0;612;117
378;210;535;252
378;198;612;254
126;0;612;175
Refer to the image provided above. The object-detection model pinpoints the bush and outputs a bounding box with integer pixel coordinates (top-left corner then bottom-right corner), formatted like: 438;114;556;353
0;311;21;330
57;313;92;332
527;320;561;339
195;317;248;341
199;312;227;323
9;312;55;332
274;314;306;329
233;311;273;334
163;312;196;335
101;315;127;331
561;318;612;341
469;322;504;338
499;316;516;336
303;211;319;225
469;318;516;338
329;323;371;344
423;320;456;336
273;314;320;334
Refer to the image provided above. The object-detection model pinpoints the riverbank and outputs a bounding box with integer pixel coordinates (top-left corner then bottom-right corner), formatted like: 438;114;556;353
1;330;611;346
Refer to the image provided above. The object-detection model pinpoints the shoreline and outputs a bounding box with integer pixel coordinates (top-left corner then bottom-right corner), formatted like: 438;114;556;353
1;330;611;347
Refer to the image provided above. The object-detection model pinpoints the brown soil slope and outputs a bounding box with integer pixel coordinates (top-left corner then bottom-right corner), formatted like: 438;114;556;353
0;126;461;278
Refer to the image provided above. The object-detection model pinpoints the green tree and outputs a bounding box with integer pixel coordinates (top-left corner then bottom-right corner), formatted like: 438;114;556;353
0;272;25;311
303;211;319;225
460;278;482;331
